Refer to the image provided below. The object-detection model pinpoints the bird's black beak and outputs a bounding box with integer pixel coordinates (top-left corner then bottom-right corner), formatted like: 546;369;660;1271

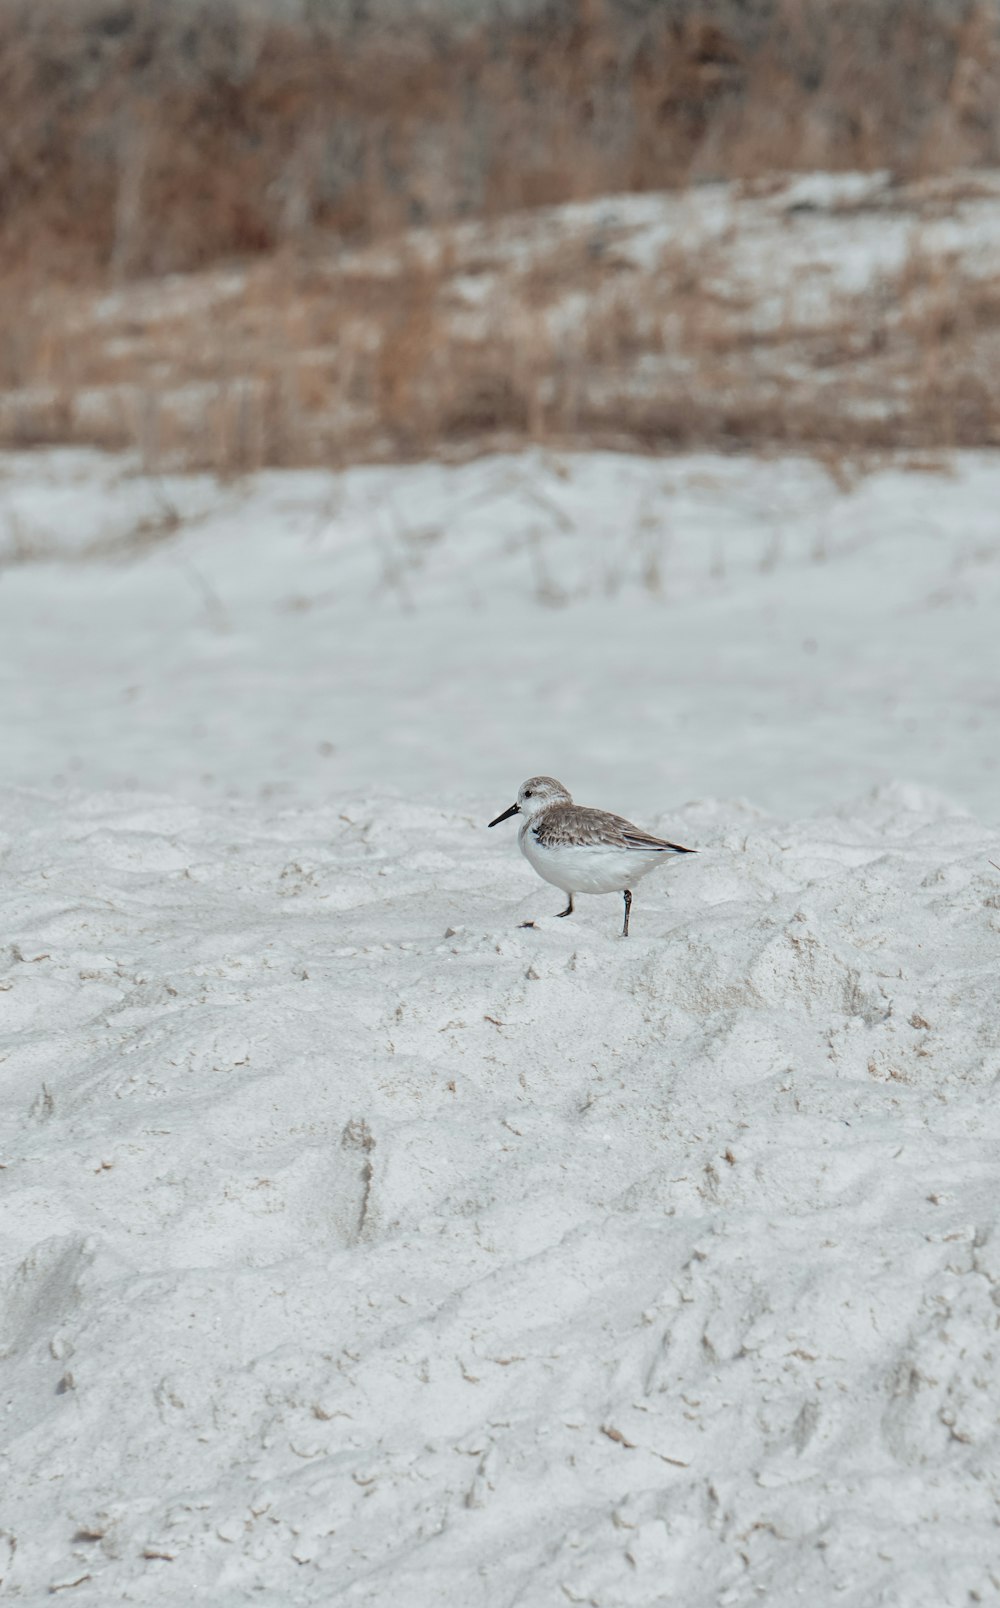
488;803;520;828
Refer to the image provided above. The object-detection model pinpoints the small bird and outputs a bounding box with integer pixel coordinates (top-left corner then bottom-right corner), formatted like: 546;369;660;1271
488;775;696;936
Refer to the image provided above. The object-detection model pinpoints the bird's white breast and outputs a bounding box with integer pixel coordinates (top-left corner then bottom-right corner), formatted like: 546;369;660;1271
520;826;666;895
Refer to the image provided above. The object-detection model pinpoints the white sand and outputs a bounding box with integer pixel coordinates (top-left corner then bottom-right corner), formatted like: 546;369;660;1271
2;445;1000;1605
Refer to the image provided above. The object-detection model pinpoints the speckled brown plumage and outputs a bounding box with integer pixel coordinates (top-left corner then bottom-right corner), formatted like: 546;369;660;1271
531;804;694;855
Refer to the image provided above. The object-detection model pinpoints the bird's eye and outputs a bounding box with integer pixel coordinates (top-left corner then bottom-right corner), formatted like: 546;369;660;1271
524;789;533;798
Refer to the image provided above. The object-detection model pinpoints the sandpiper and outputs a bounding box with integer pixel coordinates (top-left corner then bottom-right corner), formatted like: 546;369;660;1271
489;776;695;936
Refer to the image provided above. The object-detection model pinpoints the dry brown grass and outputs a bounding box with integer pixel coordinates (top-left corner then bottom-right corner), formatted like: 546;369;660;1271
2;0;998;283
2;0;1000;470
4;175;1000;471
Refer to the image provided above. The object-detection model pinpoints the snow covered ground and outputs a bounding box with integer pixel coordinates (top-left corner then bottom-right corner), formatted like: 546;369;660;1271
4;445;1000;814
2;445;1000;1605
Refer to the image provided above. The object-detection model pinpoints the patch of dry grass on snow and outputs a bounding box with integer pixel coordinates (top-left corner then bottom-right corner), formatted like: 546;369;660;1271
2;0;1000;468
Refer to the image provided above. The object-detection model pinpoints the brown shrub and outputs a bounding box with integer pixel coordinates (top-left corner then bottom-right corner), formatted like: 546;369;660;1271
1;0;998;287
4;173;1000;471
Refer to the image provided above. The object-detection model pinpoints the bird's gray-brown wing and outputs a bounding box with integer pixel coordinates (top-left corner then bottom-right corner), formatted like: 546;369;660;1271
611;814;696;854
535;805;695;853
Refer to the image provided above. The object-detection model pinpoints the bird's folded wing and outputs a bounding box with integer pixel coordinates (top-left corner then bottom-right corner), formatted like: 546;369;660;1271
621;827;695;853
534;806;695;852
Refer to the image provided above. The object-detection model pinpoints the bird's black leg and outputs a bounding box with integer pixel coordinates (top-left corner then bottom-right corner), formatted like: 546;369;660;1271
622;889;632;937
556;894;575;918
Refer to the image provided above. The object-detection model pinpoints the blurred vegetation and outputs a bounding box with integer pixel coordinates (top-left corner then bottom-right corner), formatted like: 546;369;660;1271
1;0;997;280
2;0;999;469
